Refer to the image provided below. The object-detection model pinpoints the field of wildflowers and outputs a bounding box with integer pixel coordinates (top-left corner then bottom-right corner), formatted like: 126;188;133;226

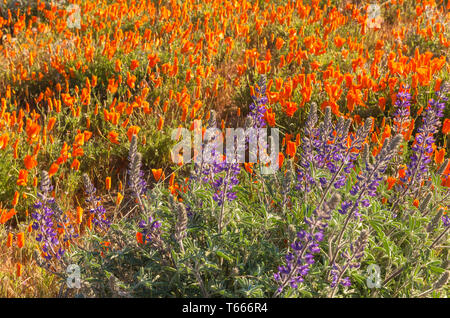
0;0;448;298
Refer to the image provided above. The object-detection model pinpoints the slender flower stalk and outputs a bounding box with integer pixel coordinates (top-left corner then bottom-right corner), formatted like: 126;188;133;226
127;135;148;213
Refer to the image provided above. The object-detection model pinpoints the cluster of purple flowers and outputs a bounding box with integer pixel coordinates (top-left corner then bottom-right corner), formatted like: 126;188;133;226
31;171;78;262
296;104;370;194
192;76;270;207
399;89;447;191
330;230;369;290
274;194;340;295
344;134;402;219
330;265;351;288
83;174;111;230
393;85;412;136
210;162;241;206
443;214;450;227
248;75;268;129
138;216;162;244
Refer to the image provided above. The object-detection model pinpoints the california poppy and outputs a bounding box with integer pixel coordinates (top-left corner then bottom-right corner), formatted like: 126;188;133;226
105;177;111;190
443;118;450;134
286;141;297;158
434;148;445;165
16;263;23;277
116;192;124;206
17;170;29;186
152;169;163;182
17;232;24;249
76;206;83;224
6;232;13;247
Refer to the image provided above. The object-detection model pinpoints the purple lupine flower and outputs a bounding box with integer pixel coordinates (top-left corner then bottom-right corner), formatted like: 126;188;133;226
83;174;111;230
350;134;403;208
399;89;447;193
297;105;367;195
138;215;162;244
330;230;368;292
274;194;341;296
249;75;268;129
393;85;412;136
32;171;78;263
442;215;450;227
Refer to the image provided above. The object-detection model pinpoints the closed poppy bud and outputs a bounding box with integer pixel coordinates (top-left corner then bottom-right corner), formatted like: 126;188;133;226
295;133;301;146
76;206;83;224
87;215;93;230
157;116;164;131
116;192;124;206
413;199;419;208
278;152;285;168
17;232;24;249
12;191;19;206
16;263;23;277
105;177;111;190
6;232;13;247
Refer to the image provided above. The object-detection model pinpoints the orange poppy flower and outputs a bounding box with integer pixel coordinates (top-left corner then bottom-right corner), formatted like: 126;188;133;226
16;263;23;277
434;148;445;165
244;163;254;174
17;170;29;186
76;206;83;224
136;232;144;244
47;117;57;131
71;158;80;171
275;37;285;50
278;152;285;169
17;232;24;249
48;163;59;177
24;155;38;170
127;126;141;142
157;116;164;131
0;209;17;224
108;131;120;144
386;177;396;190
130;59;139;71
116;192;124;206
6;232;13;247
443;118;450;134
105;177;111;190
152;169;163;182
286;141;297;158
398;166;406;179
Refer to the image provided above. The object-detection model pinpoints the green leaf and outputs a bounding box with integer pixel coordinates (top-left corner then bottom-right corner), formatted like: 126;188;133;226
216;250;234;263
